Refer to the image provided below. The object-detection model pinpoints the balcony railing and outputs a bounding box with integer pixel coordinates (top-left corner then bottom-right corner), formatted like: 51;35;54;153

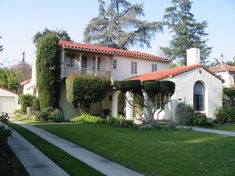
63;67;111;78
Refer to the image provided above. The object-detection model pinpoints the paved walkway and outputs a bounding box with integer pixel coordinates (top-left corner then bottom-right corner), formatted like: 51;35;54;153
13;121;143;176
192;127;235;137
3;123;69;176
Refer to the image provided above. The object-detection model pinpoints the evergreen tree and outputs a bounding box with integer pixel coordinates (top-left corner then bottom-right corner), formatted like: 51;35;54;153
84;0;162;49
36;33;61;109
33;28;71;45
161;0;212;65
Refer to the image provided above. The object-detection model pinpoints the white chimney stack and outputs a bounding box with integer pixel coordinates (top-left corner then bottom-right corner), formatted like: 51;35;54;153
186;48;200;66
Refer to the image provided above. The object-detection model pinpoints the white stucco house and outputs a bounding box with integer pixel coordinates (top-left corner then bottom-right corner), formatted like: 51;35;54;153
209;63;235;87
0;87;20;114
22;41;223;122
129;48;223;122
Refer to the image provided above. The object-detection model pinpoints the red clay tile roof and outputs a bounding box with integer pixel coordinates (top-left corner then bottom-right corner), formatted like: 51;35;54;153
59;40;170;62
21;79;32;85
209;63;235;73
129;64;224;82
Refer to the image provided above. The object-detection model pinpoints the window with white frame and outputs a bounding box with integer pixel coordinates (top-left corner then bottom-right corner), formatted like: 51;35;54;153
131;62;137;74
66;54;75;67
152;64;158;72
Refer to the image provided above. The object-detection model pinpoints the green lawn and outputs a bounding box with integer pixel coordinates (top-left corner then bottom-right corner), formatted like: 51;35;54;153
9;123;103;176
38;124;235;176
12;116;41;124
214;124;235;132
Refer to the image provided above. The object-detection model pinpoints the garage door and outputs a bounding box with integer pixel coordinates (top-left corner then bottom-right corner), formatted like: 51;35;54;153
0;97;15;114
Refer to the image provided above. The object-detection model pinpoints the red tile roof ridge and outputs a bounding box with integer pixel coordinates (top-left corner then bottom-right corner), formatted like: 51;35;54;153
59;40;170;62
209;63;235;73
129;64;224;82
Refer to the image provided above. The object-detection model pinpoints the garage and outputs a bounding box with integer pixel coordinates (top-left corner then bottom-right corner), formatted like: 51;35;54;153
0;87;19;114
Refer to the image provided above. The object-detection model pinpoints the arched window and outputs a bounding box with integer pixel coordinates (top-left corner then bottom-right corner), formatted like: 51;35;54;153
193;81;205;111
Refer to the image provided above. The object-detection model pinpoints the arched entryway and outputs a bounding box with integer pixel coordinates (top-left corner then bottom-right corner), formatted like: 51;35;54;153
193;81;205;111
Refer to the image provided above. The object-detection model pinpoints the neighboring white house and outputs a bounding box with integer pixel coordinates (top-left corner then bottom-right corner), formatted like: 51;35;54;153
0;87;20;114
209;63;235;87
128;48;223;122
21;59;37;96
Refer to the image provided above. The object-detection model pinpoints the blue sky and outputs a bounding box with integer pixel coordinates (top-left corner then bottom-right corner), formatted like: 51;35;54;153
0;0;235;66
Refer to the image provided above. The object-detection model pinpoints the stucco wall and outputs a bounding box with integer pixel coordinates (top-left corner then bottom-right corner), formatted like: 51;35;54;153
59;82;80;119
0;88;20;114
111;55;170;82
215;72;230;87
156;67;223;122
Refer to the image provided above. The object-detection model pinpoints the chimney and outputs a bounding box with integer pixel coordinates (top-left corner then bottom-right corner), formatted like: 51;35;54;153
186;48;200;66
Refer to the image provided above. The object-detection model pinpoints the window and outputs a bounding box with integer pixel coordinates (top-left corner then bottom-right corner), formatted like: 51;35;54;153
81;56;87;68
152;64;157;72
193;81;205;111
131;62;137;74
66;54;75;67
92;57;101;70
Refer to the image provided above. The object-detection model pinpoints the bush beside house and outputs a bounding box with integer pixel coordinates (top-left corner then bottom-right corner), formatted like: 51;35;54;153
66;74;111;114
176;103;213;127
36;33;61;110
19;94;36;113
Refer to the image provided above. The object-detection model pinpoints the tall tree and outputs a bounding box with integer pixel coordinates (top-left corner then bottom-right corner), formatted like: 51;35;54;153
33;28;71;45
12;60;32;83
84;0;162;49
161;0;211;65
36;33;61;109
0;67;20;92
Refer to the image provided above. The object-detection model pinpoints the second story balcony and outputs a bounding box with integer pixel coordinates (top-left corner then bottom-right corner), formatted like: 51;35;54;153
64;67;111;78
61;50;112;79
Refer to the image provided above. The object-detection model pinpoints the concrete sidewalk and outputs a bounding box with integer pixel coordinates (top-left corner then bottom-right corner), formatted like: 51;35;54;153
4;124;69;176
192;127;235;137
13;121;143;176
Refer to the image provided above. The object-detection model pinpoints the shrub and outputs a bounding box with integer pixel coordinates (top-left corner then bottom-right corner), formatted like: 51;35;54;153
36;33;60;109
0;113;11;147
215;106;235;124
36;107;62;122
223;87;235;107
103;109;111;116
66;75;111;113
70;114;105;124
123;120;134;128
105;117;114;124
0;125;11;147
193;113;207;126
34;98;40;111
19;94;36;113
176;103;195;126
113;115;125;126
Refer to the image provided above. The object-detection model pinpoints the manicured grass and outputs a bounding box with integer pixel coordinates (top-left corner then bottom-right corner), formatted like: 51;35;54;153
9;123;103;176
38;124;235;176
214;123;235;132
12;116;41;124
